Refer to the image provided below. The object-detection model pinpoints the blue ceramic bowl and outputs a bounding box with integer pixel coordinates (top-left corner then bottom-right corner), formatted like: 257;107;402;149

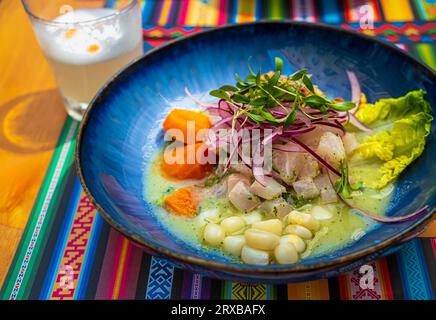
77;22;435;283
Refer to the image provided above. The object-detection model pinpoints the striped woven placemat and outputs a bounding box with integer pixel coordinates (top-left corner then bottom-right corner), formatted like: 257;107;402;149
1;0;435;300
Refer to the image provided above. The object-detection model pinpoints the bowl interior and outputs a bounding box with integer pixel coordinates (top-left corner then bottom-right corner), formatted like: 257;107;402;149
78;22;435;272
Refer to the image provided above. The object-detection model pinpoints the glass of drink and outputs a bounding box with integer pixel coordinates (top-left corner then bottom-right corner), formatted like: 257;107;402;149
22;0;144;120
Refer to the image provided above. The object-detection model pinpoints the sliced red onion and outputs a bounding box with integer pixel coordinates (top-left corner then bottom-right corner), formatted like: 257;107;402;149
224;135;242;171
269;111;288;119
237;147;253;168
269;106;289;114
326;172;430;223
217;99;231;110
330;112;349;119
346;70;361;114
282;126;316;136
346;199;429;223
185;87;216;108
331;117;349;125
335;71;363;121
271;134;286;143
206;106;234;120
252;164;267;187
220;99;243;113
263;127;283;145
348;112;373;132
211;116;234;130
313;121;346;135
272;144;304;153
297;110;313;127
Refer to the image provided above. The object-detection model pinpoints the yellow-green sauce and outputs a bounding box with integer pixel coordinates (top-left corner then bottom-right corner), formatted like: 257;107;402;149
144;152;392;261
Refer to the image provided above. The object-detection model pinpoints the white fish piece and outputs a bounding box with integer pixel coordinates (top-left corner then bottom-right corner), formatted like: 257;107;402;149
313;174;338;204
342;132;359;155
272;150;301;185
228;180;260;213
316;132;346;168
227;173;250;195
298;154;320;179
231;163;253;177
299;127;344;149
249;176;286;200
292;178;320;199
298;127;325;148
258;198;292;219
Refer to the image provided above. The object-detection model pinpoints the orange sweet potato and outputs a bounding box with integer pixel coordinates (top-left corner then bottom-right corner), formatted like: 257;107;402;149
160;143;211;180
163;109;211;143
164;187;198;217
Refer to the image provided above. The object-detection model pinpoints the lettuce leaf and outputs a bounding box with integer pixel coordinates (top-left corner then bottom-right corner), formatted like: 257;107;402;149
348;90;433;189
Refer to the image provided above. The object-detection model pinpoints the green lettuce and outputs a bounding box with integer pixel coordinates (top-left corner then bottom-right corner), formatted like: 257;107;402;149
348;90;433;189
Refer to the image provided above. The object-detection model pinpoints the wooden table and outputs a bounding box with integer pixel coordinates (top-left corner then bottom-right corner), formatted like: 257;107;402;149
0;0;66;287
0;0;434;290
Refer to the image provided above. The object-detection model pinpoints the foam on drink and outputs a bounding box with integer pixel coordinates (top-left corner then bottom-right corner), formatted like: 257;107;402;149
32;8;143;116
36;9;140;65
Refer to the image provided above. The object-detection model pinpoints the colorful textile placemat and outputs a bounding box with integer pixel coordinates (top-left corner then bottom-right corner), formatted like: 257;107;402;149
1;0;435;300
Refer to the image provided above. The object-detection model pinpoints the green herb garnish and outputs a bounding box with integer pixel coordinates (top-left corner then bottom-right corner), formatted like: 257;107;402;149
210;57;356;130
335;161;363;198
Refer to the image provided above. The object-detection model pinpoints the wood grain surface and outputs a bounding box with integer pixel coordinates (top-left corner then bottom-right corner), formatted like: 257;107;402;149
0;0;66;287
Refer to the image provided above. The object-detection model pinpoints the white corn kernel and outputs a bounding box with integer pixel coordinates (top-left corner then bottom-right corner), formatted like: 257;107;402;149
311;205;333;220
274;243;299;264
203;224;225;246
286;210;320;231
241;246;270;265
241;211;262;225
281;234;306;253
244;229;280;251
283;225;313;240
252;219;283;236
220;216;246;235
223;235;246;256
197;209;219;227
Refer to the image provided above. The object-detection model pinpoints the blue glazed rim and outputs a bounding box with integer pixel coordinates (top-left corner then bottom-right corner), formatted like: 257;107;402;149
76;21;436;274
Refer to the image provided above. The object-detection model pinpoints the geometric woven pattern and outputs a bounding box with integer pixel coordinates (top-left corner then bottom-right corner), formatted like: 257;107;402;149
145;257;174;300
143;22;436;44
341;22;436;43
50;194;97;300
397;240;435;300
190;274;203;299
229;282;268;300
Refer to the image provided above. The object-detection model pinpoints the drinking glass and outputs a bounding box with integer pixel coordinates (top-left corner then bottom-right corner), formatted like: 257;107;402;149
22;0;143;120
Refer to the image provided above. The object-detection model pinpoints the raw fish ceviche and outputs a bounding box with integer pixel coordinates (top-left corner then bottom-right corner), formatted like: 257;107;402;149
146;57;433;266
